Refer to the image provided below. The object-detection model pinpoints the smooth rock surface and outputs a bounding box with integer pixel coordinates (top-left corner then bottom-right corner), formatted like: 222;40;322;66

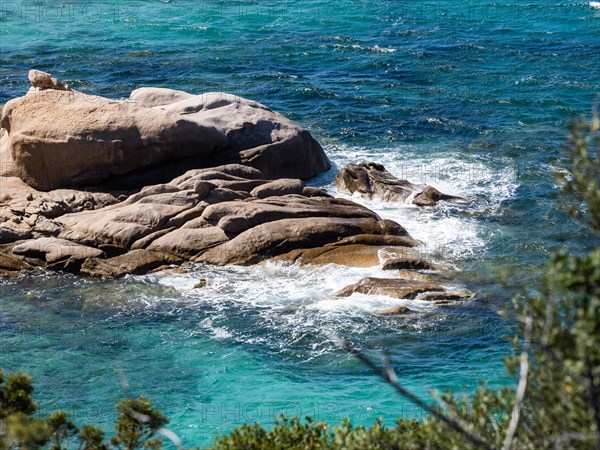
334;277;445;299
12;237;104;272
1;72;330;190
80;249;182;278
375;305;412;316
382;257;436;271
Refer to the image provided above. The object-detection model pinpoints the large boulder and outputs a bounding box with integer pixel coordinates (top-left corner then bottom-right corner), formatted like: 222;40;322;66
0;71;330;190
336;162;467;206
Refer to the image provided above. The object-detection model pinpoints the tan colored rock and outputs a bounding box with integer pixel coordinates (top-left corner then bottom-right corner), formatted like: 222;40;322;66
201;196;382;236
80;249;182;278
418;291;473;301
1;72;329;190
0;250;32;276
130;87;194;107
147;227;229;259
336;162;466;206
12;237;104;271
412;186;467;207
382;257;436;271
250;179;305;198
334;277;445;299
28;69;71;91
57;187;204;249
197;217;403;265
0;225;32;244
277;244;385;267
276;241;415;267
376;305;411;316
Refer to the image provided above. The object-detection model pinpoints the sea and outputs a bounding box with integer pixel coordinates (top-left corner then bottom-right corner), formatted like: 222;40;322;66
1;0;599;446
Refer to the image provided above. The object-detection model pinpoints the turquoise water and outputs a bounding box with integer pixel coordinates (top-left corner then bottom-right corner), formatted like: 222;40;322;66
1;0;600;446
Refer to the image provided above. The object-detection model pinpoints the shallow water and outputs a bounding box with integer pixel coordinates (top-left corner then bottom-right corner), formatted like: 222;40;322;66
1;0;599;446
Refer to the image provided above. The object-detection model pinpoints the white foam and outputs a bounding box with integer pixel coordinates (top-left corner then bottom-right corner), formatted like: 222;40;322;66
130;144;516;350
321;144;518;260
590;2;600;9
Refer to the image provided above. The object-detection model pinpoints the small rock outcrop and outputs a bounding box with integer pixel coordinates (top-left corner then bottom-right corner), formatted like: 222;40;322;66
376;305;411;316
334;277;445;299
336;162;467;206
334;277;472;306
28;69;72;91
80;249;182;278
1;71;329;190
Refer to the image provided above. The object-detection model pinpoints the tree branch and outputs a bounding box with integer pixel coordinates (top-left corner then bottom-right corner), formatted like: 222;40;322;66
331;336;493;450
584;352;600;450
502;314;532;450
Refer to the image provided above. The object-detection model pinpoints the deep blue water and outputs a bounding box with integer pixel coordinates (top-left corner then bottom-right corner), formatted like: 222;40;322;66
1;0;599;446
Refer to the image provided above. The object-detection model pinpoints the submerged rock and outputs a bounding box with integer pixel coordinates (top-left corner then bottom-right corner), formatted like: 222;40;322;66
381;257;436;271
336;162;467;206
375;305;412;316
418;291;473;301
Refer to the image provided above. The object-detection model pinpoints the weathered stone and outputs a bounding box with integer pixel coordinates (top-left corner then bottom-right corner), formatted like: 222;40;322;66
147;227;230;259
375;305;411;316
336;162;466;206
80;249;182;278
197;217;403;265
28;69;71;91
412;186;467;207
130;87;194;107
1;73;329;190
250;179;305;198
418;291;473;301
334;277;445;299
276;243;413;267
201;196;381;236
12;237;104;272
382;258;436;271
0;250;32;276
0;225;32;244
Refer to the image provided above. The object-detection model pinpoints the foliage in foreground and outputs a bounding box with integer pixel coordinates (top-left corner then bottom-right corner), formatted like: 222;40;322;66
1;116;598;449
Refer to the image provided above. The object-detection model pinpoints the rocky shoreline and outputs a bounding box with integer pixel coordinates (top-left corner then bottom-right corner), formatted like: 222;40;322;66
0;70;471;309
